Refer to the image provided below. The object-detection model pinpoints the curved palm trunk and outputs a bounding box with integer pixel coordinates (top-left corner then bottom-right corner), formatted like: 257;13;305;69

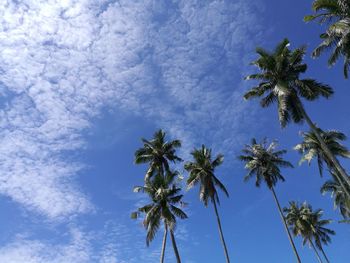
170;230;181;263
271;187;302;263
160;224;168;263
309;239;323;263
301;108;350;198
319;246;330;263
212;198;230;263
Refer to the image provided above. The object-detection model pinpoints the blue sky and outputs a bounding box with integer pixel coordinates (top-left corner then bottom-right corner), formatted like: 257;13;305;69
0;0;349;262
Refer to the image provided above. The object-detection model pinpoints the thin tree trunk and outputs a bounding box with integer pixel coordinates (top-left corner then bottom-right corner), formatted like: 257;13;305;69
301;108;350;198
170;230;181;263
212;198;230;263
271;187;302;263
160;224;168;263
309;239;323;263
319;246;330;263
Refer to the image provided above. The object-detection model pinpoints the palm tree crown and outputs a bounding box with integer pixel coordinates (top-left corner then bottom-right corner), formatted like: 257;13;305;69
284;201;313;240
294;128;350;176
311;208;335;252
184;145;230;263
321;171;350;220
239;138;301;263
131;172;187;246
239;138;293;189
284;201;335;262
244;38;333;127
185;145;228;205
135;129;182;181
305;0;350;78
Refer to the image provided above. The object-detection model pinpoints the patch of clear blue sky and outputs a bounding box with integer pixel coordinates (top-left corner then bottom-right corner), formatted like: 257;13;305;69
0;0;349;262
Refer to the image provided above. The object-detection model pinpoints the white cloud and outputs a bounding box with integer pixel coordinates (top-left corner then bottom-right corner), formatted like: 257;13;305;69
0;0;149;219
0;0;262;221
0;221;176;263
0;228;91;263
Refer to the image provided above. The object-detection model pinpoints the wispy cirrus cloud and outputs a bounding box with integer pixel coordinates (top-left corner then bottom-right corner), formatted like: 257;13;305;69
0;0;263;260
0;0;262;219
0;227;91;263
0;0;149;219
0;221;184;263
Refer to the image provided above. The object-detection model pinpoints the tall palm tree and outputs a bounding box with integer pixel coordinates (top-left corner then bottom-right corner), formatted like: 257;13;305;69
244;38;350;190
284;202;323;263
294;128;350;199
321;171;350;220
135;129;182;181
184;145;230;263
131;172;188;263
284;202;335;263
239;139;302;263
304;0;350;78
312;208;336;263
295;129;350;176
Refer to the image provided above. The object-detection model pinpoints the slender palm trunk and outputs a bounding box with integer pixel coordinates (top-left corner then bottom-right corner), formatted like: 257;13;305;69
301;108;350;198
319;246;330;263
309;239;323;263
271;187;302;263
160;224;168;263
212;198;230;263
170;230;181;263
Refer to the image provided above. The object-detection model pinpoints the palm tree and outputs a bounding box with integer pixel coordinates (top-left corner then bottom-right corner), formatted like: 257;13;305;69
135;129;182;181
284;202;323;263
239;139;302;263
284;202;324;263
294;129;350;199
295;129;350;176
304;0;350;78
244;38;350;190
131;172;188;263
184;145;230;263
311;207;335;263
284;202;335;263
321;171;350;220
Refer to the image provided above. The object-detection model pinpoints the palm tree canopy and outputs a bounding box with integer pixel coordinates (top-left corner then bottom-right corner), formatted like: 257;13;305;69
284;202;335;250
244;38;333;127
131;171;187;245
184;145;228;206
238;138;293;189
294;128;350;176
321;171;350;219
284;201;313;239
311;208;336;250
135;129;182;181
305;0;350;78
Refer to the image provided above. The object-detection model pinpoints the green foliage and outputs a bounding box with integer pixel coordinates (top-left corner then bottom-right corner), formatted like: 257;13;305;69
184;145;228;207
134;129;182;181
284;201;335;251
305;0;350;78
321;171;350;220
294;128;350;176
238;138;293;189
131;172;187;246
244;39;333;127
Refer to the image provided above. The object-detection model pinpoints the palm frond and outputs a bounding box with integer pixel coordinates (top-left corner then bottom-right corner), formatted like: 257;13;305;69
170;205;188;219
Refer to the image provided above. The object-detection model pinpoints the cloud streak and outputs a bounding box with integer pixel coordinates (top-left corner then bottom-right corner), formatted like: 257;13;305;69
0;227;91;263
0;0;262;220
0;221;182;263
